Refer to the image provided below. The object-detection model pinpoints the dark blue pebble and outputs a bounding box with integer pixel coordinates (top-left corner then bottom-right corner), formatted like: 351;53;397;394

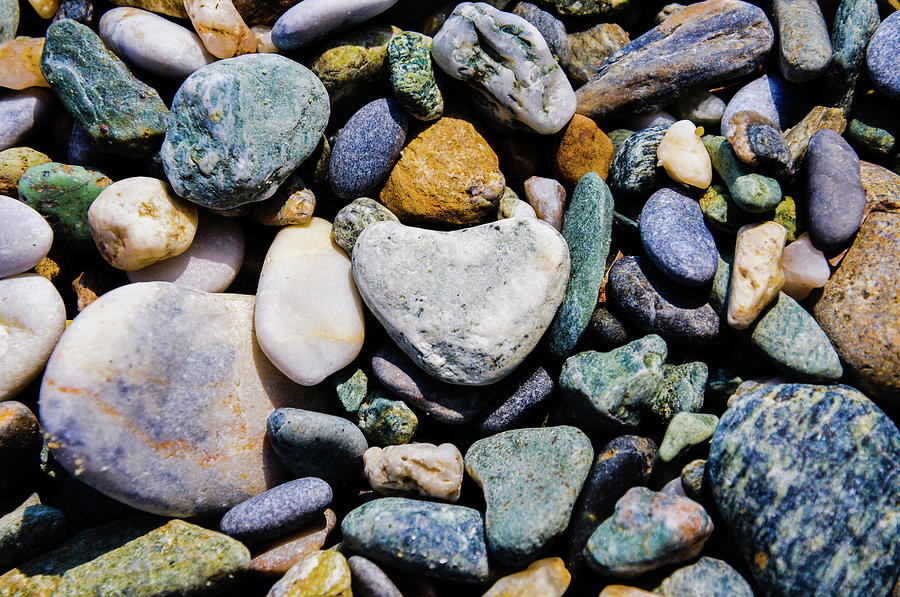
806;128;865;251
867;12;900;102
475;366;554;436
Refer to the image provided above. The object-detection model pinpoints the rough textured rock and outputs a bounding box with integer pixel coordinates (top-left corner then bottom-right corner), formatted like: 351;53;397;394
649;362;707;425
554;114;614;186
658;412;719;461
0;147;49;195
266;550;351;597
727;221;787;330
363;442;463;501
564;22;629;87
356;395;418;446
772;0;832;82
784;105;847;168
656;557;753;597
387;31;443;121
332;198;399;255
475;366;553;435
724;110;792;171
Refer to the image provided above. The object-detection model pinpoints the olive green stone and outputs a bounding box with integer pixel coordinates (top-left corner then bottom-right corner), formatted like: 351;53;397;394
703;135;781;213
0;148;50;195
0;0;17;42
0;496;67;571
40;19;169;157
0;517;249;596
333;367;368;415
773;195;798;241
565;23;630;87
542;0;630;17
658;413;719;462
357;395;417;446
332;197;399;256
387;31;444;121
267;551;352;597
17;162;112;252
648;362;707;425
700;185;797;240
310;26;401;108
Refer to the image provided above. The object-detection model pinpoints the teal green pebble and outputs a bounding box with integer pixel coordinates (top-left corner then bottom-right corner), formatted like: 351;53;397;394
465;426;592;565
703;135;781;213
0;0;17;42
39;19;169;157
17;162;112;253
161;53;330;211
648;362;707;425
607;128;634;155
341;497;491;584
549;172;614;359
559;335;667;431
356;395;418;446
823;0;881;111
387;31;443;121
657;557;753;597
333;367;368;415
0;496;67;571
658;412;719;462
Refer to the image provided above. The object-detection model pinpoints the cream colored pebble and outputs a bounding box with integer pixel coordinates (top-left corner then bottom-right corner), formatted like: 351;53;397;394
727;221;787;329
183;0;257;59
0;38;48;90
88;177;199;271
251;26;279;53
780;232;830;301
657;120;712;189
482;557;571;597
363;442;464;502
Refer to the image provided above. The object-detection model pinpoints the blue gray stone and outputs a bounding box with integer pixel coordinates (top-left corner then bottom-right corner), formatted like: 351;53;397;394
272;0;399;52
475;366;553;436
721;74;793;133
0;496;67;571
657;557;753;597
510;2;572;67
639;188;718;288
348;555;403;597
772;0;832;83
219;478;333;544
806;128;865;251
329;98;408;200
867;11;900;102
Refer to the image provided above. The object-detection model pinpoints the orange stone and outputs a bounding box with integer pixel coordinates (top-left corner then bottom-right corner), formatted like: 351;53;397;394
554;113;614;187
0;38;49;90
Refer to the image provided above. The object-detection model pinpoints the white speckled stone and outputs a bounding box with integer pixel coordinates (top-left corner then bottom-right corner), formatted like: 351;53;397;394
728;221;787;329
99;8;215;79
39;282;331;518
363;442;464;502
0;274;65;400
255;218;365;387
0;194;52;278
352;218;570;385
128;213;244;292
0;88;55;151
88;177;199;271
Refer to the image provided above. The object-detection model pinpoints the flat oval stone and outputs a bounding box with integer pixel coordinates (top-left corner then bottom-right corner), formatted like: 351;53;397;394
341;497;491;584
432;2;575;134
639;188;717;287
219;477;332;544
708;383;900;595
161;54;330;211
387;31;443;121
772;0;832;82
0;274;66;401
40;282;329;517
867;11;900;101
352;218;569;386
256;219;364;386
267;550;351;597
806;128;865;251
272;0;398;51
466;426;592;565
0;88;54;151
99;7;215;79
332;198;399;255
347;556;403;597
576;0;773;120
0;194;51;278
608;125;668;203
657;557;753;597
40;19;169;157
329;98;408;200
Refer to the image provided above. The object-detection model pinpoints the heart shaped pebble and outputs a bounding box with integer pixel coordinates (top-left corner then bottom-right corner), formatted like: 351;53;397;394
351;218;570;386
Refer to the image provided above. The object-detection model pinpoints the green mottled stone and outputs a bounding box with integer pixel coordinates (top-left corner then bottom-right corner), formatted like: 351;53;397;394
708;383;900;596
657;557;753;597
311;26;401;108
845;94;898;160
388;31;443;121
549;172;614;358
341;497;491;584
609;125;668;208
333;367;368;414
648;362;707;425
465;426;593;565
703;135;781;213
700;185;797;240
559;334;667;431
40;19;169;157
17;162;112;252
823;0;881;111
680;459;705;500
0;0;17;43
357;395;417;446
0;496;67;571
0;517;249;596
706;369;744;405
541;0;630;17
848;118;897;158
773;195;798;241
0;147;50;195
658;413;719;462
332;198;399;255
162;54;330;211
564;22;630;87
607;128;634;156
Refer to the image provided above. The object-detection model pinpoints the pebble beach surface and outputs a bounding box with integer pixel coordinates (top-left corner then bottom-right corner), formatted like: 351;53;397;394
0;0;899;595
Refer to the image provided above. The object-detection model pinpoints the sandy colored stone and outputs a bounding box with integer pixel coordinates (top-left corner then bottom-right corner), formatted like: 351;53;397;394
554;114;614;187
0;147;49;194
109;0;188;18
363;442;464;502
379;116;505;226
0;37;47;89
184;0;256;58
482;557;570;597
784;106;847;168
250;510;337;576
598;586;658;597
267;550;351;597
26;0;58;18
727;221;786;329
859;160;900;221
657;120;712;189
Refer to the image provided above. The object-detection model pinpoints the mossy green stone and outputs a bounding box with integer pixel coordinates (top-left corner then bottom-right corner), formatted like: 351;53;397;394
823;0;881;111
40;19;169;157
773;195;798;241
0;517;249;596
700;185;797;240
17;162;112;252
658;412;719;462
465;426;593;565
332;198;399;256
542;0;630;16
357;395;417;446
649;362;707;425
0;0;17;42
549;172;614;358
848;118;897;158
703;135;781;213
333;367;368;415
607;128;634;155
388;31;444;121
311;26;401;108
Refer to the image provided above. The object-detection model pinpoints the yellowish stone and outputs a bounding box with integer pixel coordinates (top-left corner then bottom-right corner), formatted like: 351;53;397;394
598;586;658;597
482;558;571;597
267;551;352;597
727;221;787;329
111;0;188;18
27;0;59;18
0;38;48;89
252;25;278;53
363;442;464;502
184;0;256;59
657;120;712;189
0;147;50;194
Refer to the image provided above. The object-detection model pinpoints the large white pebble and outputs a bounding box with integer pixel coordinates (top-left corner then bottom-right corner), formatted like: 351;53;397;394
88;177;199;271
99;7;216;80
0;195;52;278
657;120;712;189
255;218;365;386
128;213;244;292
0;274;66;399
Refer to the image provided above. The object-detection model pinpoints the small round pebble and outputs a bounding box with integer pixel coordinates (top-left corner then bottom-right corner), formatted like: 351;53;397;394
220;478;333;544
656;120;712;189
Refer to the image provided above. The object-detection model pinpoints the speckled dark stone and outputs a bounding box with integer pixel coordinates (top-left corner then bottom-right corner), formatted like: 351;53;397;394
608;256;722;346
867;12;900;102
267;408;368;487
648;362;707;425
540;0;630;16
348;555;403;597
575;0;774;119
703;135;782;213
680;459;705;500
584;304;633;350
476;366;553;435
567;435;657;571
608;125;668;205
549;172;614;358
0;497;67;571
822;0;881;110
725;110;792;172
772;0;832;83
708;383;900;596
52;0;92;23
511;2;572;66
559;335;667;431
806;128;865;251
465;426;593;565
341;497;491;584
371;344;488;425
332;198;400;255
657;557;753;597
219;478;332;544
329;99;408;200
639;188;718;288
357;395;418;446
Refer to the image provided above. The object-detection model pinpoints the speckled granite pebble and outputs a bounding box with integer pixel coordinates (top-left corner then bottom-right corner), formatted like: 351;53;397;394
476;367;553;435
772;0;832;83
649;362;707;425
867;12;900;102
608;125;668;204
823;0;880;110
387;31;443;121
220;478;332;544
357;395;418;446
656;557;753;597
332;198;399;255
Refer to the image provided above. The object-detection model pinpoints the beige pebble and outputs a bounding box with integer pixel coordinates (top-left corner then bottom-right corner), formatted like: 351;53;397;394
524;176;566;230
0;38;49;90
482;557;571;597
27;0;59;18
598;586;658;597
657;119;712;189
88;177;199;271
251;25;278;53
497;187;536;220
363;442;464;502
781;232;830;301
250;509;336;576
184;0;257;59
727;221;787;329
253;176;315;226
